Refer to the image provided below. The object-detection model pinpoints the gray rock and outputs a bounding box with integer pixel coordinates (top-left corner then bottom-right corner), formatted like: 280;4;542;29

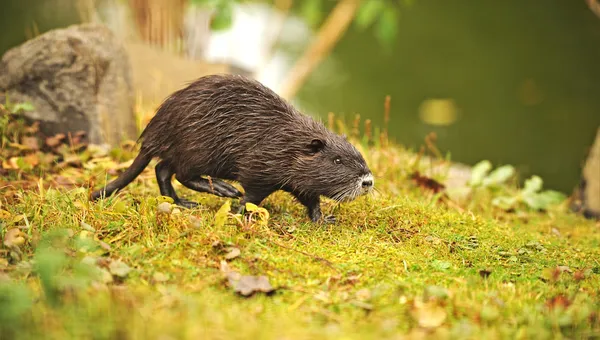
0;23;137;146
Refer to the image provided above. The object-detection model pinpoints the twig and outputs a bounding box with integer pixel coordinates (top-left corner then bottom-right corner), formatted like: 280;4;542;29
279;0;362;100
269;239;340;273
587;0;600;18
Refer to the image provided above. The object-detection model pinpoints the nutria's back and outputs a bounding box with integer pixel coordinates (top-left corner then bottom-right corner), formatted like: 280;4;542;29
139;74;347;186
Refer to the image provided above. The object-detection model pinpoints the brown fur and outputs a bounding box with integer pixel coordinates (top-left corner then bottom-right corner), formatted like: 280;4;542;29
90;74;373;222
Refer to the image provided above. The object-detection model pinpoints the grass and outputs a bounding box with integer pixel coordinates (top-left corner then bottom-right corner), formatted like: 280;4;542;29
0;106;599;340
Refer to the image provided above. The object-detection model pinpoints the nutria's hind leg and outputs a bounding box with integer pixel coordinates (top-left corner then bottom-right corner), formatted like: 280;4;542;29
155;161;198;209
177;176;243;198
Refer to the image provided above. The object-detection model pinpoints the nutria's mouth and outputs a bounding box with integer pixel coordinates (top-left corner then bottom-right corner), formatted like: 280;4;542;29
330;173;374;202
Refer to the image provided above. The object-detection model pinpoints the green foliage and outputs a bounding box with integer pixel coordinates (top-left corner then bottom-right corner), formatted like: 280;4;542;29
0;111;596;339
188;0;240;31
467;160;566;212
300;0;324;28
0;280;32;338
2;96;35;114
355;0;408;48
186;0;411;47
468;160;516;189
492;175;567;211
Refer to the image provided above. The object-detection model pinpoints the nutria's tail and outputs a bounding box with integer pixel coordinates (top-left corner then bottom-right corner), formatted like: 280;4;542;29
90;152;152;201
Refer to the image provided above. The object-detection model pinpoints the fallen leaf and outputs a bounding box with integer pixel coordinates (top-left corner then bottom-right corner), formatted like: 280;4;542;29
410;299;447;329
557;266;572;273
431;260;451;271
213;201;231;228
24;121;40;134
546;295;571;310
356;288;371;301
8;142;30;151
232;275;275;296
245;202;270;223
157;202;172;214
3;228;26;247
410;171;446;194
23;153;39;167
46;134;66;148
188;215;202;228
53;176;77;187
21;136;39;150
80;222;95;232
153;272;169;283
220;260;275;297
98;240;111;252
100;268;114;284
224;247;241;260
0;209;12;219
573;270;588;282
109;260;132;278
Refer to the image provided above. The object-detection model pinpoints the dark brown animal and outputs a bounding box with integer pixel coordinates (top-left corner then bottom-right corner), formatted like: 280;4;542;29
90;74;374;222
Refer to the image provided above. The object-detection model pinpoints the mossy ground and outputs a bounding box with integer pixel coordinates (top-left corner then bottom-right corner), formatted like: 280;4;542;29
0;108;599;340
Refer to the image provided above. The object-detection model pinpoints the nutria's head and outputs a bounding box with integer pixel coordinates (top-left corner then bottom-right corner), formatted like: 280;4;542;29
288;132;374;202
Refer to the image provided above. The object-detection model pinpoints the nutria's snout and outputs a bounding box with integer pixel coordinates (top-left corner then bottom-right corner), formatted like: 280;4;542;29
359;173;375;195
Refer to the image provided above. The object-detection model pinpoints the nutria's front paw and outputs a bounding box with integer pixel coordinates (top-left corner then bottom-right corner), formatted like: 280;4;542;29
323;215;337;224
175;199;199;209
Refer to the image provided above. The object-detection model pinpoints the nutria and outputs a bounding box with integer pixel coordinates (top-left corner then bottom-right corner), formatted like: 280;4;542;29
90;74;374;222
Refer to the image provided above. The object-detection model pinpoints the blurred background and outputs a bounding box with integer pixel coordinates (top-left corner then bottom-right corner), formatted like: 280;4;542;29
1;0;599;194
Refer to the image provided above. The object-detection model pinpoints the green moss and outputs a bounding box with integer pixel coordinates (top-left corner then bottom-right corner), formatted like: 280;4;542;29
0;107;598;339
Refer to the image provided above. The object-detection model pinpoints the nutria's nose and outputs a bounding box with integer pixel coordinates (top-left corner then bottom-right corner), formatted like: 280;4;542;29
362;179;373;188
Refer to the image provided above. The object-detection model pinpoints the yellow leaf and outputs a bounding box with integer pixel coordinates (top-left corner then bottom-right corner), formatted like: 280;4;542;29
112;200;128;213
213;200;231;228
0;209;11;219
157;195;175;204
245;202;260;212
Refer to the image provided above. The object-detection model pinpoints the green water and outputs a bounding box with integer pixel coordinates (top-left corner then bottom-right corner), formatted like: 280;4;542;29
296;0;600;193
2;0;599;193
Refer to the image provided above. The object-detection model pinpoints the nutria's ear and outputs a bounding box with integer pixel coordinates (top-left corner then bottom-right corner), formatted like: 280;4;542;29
306;139;325;154
341;134;348;140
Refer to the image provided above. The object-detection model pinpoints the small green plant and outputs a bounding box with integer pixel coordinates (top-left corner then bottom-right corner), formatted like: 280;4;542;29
467;160;515;190
492;175;567;211
467;160;566;211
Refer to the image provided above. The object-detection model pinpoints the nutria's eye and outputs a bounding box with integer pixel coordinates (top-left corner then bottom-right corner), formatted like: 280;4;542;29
334;158;342;165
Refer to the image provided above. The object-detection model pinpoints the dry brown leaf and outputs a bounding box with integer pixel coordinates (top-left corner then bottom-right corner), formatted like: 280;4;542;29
21;136;39;150
153;272;169;283
546;295;571;310
23;153;39;167
220;260;275;297
3;228;27;247
224;247;241;260
356;288;371;301
24;121;40;134
46;134;66;148
233;275;275;296
410;299;447;329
